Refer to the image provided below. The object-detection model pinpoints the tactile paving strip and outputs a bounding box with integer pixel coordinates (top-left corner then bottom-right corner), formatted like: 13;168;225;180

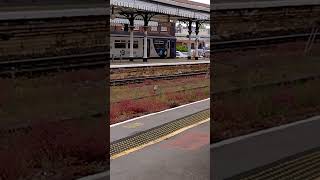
227;147;320;180
110;109;210;158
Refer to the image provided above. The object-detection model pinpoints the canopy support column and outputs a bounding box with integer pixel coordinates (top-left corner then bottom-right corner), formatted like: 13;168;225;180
195;21;200;60
129;26;134;61
140;12;155;62
187;20;192;60
143;26;148;62
120;12;137;61
129;14;135;61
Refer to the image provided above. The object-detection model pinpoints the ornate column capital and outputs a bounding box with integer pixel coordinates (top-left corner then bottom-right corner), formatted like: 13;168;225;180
129;25;135;31
143;26;149;31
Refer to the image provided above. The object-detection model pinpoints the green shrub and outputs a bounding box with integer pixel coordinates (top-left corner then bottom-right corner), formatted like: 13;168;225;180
176;45;188;52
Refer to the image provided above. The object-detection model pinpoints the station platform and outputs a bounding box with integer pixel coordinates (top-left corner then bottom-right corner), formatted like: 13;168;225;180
110;98;209;143
110;58;210;69
111;121;210;180
78;99;210;180
109;99;210;180
212;115;320;179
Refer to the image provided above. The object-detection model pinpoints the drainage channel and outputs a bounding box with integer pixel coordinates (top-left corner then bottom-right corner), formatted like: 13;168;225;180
227;147;320;180
110;109;210;159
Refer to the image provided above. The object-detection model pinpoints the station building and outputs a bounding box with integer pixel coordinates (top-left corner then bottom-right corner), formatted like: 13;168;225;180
110;0;209;60
175;23;210;49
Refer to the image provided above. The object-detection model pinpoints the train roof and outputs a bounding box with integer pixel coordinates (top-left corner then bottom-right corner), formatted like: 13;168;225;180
111;31;176;39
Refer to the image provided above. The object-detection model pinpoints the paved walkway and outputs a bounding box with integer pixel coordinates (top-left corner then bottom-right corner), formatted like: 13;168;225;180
110;58;209;66
211;115;320;179
111;121;210;180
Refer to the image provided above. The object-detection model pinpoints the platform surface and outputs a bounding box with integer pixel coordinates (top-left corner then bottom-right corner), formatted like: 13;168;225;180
110;58;210;68
111;121;210;180
212;115;320;179
111;99;210;143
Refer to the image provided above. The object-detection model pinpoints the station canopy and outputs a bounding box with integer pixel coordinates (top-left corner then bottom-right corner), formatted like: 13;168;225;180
111;18;159;27
110;0;210;23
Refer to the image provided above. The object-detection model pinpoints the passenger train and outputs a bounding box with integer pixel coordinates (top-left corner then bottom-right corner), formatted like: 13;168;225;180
110;32;176;59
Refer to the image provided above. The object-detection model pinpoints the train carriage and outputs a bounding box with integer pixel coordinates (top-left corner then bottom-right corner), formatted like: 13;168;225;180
110;32;176;59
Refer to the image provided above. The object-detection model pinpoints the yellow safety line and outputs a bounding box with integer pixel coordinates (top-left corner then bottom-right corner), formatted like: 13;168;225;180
111;118;210;160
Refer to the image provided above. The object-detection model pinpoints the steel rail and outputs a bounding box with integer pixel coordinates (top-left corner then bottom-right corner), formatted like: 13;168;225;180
0;52;108;76
212;73;320;98
110;70;210;86
112;85;209;104
212;33;320;51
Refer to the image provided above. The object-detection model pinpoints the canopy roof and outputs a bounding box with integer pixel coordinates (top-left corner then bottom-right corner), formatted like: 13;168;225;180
111;0;210;22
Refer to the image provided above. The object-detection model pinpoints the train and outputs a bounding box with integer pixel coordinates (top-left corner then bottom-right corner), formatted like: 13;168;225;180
110;32;176;59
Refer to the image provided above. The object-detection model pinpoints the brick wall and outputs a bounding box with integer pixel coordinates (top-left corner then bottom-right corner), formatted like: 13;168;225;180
111;22;175;36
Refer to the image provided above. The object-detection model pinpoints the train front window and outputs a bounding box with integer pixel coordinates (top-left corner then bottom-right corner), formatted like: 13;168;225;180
128;40;139;49
114;40;126;48
153;40;165;49
154;39;168;58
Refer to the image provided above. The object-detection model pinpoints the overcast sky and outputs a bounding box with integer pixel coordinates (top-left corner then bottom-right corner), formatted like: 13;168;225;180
191;0;210;4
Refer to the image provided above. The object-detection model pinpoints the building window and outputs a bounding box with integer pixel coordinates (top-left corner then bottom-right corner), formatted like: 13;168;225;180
160;27;167;32
151;26;158;31
114;40;126;48
128;40;139;49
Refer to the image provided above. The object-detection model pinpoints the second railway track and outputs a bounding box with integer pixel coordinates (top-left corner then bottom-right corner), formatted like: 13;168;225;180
0;52;108;77
213;33;320;52
110;70;210;86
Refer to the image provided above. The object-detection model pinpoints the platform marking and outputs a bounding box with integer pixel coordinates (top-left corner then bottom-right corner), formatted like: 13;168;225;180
123;122;144;129
111;118;210;160
161;131;209;151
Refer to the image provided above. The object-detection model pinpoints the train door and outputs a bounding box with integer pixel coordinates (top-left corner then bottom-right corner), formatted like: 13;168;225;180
143;39;151;57
170;39;176;58
166;41;170;58
148;39;150;57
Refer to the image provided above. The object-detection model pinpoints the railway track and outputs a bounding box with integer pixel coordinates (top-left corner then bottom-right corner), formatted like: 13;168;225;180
0;52;108;77
0;111;103;137
2;74;320;138
213;73;320;98
213;33;320;52
110;70;210;86
112;85;209;104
